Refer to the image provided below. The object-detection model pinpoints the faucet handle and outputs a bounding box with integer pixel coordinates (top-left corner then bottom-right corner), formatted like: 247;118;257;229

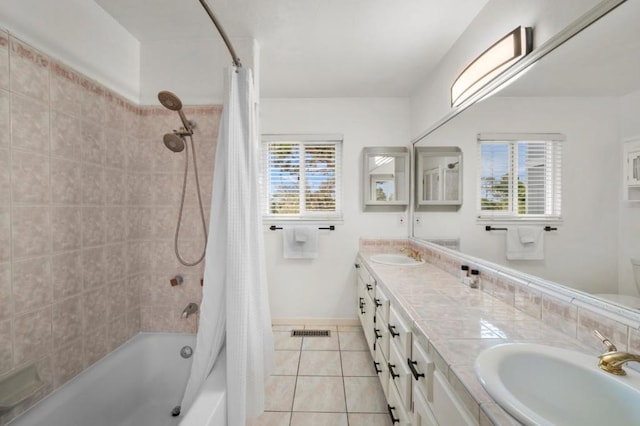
593;329;617;352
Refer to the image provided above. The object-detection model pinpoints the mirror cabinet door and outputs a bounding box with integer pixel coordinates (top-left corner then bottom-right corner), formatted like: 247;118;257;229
362;147;410;206
415;147;462;206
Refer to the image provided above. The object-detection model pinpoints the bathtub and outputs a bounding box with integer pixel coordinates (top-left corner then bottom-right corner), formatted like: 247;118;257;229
9;333;227;426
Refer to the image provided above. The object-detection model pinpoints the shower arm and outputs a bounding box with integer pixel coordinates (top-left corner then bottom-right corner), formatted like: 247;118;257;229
197;0;242;68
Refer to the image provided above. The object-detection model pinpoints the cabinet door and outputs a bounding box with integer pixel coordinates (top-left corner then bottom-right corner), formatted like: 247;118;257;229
410;340;434;402
387;378;412;426
375;345;390;399
432;371;477;426
413;386;438;426
628;149;640;186
388;339;412;412
375;285;390;324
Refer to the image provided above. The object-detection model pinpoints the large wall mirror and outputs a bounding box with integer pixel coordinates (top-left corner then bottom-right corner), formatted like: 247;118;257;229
412;0;640;313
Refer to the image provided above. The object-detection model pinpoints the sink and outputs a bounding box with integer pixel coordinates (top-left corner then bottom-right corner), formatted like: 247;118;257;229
476;343;640;425
370;254;425;266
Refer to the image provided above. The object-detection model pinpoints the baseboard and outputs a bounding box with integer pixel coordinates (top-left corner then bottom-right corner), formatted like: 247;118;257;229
271;317;360;327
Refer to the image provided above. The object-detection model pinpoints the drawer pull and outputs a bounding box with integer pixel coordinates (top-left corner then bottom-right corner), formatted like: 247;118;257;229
359;297;365;309
360;307;366;315
388;362;399;379
388;324;400;338
373;361;382;374
375;298;382;308
355;263;361;269
366;283;373;291
374;328;382;339
408;358;425;381
387;404;400;424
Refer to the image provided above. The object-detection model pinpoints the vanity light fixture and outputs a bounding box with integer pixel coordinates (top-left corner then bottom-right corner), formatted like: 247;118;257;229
451;26;533;107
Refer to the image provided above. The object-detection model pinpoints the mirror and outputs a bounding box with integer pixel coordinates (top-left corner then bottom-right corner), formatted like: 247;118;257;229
415;147;462;206
362;147;410;207
412;0;640;312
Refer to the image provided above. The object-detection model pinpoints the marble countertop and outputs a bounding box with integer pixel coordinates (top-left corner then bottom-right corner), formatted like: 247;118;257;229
358;248;598;425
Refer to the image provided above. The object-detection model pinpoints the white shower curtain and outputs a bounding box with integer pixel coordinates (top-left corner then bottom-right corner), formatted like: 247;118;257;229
180;67;274;426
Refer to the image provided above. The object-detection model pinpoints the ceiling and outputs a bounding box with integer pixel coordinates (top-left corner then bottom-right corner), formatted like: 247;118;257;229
499;0;640;98
94;0;488;98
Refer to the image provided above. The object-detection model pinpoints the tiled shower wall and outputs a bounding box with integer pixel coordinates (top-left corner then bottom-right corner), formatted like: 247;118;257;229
0;30;219;424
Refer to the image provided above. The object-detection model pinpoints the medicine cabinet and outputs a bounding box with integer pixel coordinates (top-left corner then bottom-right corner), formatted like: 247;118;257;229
415;146;462;206
362;147;410;207
624;139;640;201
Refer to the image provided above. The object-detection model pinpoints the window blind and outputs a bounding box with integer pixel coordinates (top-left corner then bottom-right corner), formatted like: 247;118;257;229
477;133;562;220
262;136;342;220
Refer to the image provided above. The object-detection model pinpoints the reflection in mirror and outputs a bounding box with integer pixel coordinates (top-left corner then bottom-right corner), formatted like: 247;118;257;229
362;147;409;207
415;147;462;205
412;0;640;312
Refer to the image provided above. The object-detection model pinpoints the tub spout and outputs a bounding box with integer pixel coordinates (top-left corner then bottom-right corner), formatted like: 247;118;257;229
181;302;199;319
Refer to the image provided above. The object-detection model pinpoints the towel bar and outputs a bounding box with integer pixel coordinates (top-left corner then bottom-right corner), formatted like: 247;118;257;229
485;225;557;232
269;225;335;231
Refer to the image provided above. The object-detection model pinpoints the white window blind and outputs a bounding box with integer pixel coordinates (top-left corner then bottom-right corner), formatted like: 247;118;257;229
262;135;342;221
477;133;562;220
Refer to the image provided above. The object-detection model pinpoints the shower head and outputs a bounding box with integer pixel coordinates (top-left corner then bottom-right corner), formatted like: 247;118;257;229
158;91;183;111
163;133;185;153
158;90;193;135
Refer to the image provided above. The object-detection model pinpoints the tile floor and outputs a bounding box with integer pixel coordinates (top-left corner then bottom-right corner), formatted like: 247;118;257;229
247;325;392;426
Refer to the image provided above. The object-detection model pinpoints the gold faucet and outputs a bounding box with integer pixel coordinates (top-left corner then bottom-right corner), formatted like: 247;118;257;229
400;247;422;261
594;329;640;376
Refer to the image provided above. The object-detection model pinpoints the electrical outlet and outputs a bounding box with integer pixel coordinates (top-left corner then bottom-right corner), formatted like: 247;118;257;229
399;215;406;225
415;216;421;226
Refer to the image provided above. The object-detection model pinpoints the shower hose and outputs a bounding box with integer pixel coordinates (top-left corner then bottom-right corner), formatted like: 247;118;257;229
174;135;208;266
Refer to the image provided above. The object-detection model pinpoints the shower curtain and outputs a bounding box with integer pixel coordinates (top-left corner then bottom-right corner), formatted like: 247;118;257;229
180;67;274;426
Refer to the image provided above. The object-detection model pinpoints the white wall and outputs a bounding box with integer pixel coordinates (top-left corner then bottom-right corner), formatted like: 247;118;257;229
0;0;140;101
414;96;620;294
260;98;410;321
409;0;602;140
618;89;640;295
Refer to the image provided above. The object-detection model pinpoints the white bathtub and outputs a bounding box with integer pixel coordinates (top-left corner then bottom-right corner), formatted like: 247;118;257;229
9;333;227;426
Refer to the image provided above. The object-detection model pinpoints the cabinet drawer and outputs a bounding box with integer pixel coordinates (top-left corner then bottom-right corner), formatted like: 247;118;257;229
376;316;390;361
389;306;412;360
388;339;412;412
432;370;477;426
413;386;438;426
410;340;434;401
375;285;390;324
375;346;389;399
387;378;411;426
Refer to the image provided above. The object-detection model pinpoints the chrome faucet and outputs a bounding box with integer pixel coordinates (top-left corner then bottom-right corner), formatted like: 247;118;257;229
181;302;199;319
400;247;422;261
594;329;640;375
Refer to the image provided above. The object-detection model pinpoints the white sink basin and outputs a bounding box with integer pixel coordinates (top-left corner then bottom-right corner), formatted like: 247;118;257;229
476;343;640;426
370;254;425;266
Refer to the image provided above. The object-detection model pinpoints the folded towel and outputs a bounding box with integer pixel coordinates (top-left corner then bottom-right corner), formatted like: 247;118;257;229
506;226;544;260
283;226;318;259
518;226;541;245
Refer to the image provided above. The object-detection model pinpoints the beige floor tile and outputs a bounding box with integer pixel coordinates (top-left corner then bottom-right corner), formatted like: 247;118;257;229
264;375;296;411
274;331;303;350
338;325;363;332
298;350;342;376
293;376;346;412
290;412;348;426
301;334;339;351
338;330;368;351
341;351;376;376
348;413;392;426
304;324;338;331
272;350;300;375
344;377;387;413
246;411;291;426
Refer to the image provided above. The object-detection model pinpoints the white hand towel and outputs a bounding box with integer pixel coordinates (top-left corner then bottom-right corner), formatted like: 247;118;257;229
518;226;540;244
283;226;318;259
506;226;544;260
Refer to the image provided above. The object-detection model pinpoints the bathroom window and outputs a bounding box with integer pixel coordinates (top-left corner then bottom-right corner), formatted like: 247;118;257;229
477;133;563;220
261;135;343;221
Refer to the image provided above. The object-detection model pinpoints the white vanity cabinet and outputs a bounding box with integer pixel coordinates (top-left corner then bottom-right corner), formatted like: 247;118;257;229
356;261;376;352
356;257;478;426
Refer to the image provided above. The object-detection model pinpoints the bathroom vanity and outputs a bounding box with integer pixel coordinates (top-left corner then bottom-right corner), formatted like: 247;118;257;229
355;239;632;425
